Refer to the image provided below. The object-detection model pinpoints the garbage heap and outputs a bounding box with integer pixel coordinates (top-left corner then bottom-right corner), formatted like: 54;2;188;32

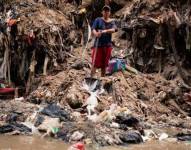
115;0;191;85
0;0;78;91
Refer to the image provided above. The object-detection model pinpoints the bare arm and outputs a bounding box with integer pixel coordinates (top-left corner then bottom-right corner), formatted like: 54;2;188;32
92;29;102;37
102;28;116;34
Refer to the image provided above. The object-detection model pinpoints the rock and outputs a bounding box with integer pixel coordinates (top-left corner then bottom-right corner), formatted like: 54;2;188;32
157;91;167;102
66;85;84;109
67;95;83;109
137;90;149;101
70;131;84;141
104;134;115;145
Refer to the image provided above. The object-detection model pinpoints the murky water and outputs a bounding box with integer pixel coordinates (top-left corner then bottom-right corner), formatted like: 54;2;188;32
0;136;191;150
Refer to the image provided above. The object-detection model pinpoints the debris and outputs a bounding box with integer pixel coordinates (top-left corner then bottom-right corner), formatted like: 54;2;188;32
115;114;139;127
110;122;120;128
119;131;143;144
82;78;103;116
142;130;157;141
177;133;191;141
68;142;85;150
38;117;61;136
0;123;31;134
84;138;92;145
14;97;24;101
159;133;169;141
21;122;40;135
70;131;84;141
40;103;70;121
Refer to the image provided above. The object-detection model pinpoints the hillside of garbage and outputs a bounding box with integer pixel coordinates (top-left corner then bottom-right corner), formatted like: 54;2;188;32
0;0;191;147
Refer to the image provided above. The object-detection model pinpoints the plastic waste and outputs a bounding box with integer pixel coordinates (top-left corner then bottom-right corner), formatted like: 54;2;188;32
110;122;120;128
38;117;61;134
82;78;103;116
21;122;40;135
68;142;85;150
82;77;101;92
159;133;168;141
106;58;127;75
142;130;157;141
14;97;24;101
70;131;84;141
86;92;98;116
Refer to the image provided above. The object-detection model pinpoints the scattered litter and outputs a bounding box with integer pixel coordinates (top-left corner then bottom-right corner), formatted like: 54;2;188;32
159;133;169;141
14;97;24;101
68;142;85;150
177;133;191;141
0;123;31;134
70;131;84;141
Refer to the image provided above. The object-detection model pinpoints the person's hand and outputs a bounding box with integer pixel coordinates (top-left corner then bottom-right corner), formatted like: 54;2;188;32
95;31;102;37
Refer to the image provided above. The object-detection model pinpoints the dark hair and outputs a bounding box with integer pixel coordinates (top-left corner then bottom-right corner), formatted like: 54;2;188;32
102;5;111;11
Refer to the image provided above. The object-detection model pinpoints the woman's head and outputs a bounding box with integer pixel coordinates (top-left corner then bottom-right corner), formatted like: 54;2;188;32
102;5;111;19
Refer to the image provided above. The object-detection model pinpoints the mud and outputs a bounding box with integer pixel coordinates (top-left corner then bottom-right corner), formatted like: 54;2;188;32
0;136;191;150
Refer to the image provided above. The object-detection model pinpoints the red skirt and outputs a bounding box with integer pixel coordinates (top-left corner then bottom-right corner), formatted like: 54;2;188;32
92;46;112;68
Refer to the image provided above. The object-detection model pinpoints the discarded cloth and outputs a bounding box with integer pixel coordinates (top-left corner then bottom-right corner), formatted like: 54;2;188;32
106;58;126;74
40;103;70;121
0;123;31;134
177;133;191;141
119;131;143;144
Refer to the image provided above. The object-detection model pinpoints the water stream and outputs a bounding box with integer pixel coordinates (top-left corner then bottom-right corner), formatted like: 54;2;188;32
0;136;191;150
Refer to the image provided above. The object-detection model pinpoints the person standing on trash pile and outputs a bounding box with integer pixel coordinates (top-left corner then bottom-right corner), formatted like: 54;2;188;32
91;5;117;77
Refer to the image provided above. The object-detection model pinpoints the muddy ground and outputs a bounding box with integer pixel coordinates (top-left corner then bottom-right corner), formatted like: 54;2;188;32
0;0;191;148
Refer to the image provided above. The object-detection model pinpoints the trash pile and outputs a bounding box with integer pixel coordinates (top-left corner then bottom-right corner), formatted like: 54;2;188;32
0;0;191;148
0;0;79;92
115;0;191;86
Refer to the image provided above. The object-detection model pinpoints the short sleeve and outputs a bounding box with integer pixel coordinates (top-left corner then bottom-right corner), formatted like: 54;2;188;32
111;20;117;31
92;18;99;30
